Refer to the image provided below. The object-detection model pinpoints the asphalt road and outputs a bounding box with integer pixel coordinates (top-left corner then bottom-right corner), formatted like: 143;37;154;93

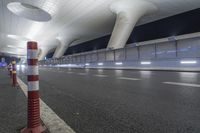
0;68;26;133
18;67;200;133
0;68;50;133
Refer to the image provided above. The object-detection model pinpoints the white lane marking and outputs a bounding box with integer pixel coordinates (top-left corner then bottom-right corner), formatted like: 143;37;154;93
17;77;76;133
118;77;140;81
66;72;74;74
93;74;108;78
77;73;87;75
163;82;200;88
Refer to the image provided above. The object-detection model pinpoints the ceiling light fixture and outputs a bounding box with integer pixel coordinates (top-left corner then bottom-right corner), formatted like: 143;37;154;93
7;2;52;22
7;45;15;48
7;34;29;41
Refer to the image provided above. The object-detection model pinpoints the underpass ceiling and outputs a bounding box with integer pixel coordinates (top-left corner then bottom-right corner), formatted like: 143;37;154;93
0;0;199;57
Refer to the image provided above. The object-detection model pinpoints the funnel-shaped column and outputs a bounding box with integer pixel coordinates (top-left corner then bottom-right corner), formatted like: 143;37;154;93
38;47;50;60
53;38;75;58
38;39;61;60
107;0;157;49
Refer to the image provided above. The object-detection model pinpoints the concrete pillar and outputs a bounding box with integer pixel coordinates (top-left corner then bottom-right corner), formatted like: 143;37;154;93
38;47;51;61
53;43;68;59
53;38;76;58
107;0;157;50
38;39;61;61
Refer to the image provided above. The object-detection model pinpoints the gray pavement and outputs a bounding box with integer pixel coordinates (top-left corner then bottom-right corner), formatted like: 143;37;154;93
18;67;200;133
0;68;26;133
0;68;49;133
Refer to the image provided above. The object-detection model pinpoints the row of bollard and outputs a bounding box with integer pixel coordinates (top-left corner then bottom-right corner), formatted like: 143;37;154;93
7;60;17;87
6;41;45;133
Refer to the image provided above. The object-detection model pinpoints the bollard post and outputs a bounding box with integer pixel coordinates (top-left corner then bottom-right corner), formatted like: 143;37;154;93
7;64;10;75
12;61;17;87
21;41;46;133
9;63;12;78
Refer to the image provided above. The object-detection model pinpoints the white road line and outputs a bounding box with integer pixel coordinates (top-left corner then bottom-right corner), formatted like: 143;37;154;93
66;72;74;74
163;82;200;88
93;74;108;78
17;77;76;133
118;77;140;81
77;73;87;75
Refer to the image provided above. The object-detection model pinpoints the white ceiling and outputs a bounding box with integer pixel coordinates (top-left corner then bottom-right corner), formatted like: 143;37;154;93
0;0;200;57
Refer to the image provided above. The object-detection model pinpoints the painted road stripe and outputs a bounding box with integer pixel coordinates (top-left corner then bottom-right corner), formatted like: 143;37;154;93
55;70;61;72
163;82;200;88
93;74;108;77
67;72;74;74
17;77;75;133
118;77;140;81
77;73;87;75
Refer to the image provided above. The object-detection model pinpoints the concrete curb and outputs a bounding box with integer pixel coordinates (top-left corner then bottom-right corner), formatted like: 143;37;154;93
17;77;76;133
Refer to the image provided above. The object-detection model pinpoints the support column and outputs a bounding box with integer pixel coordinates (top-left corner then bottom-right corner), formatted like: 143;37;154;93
53;38;76;59
21;41;46;133
38;48;50;61
107;0;157;50
53;43;68;58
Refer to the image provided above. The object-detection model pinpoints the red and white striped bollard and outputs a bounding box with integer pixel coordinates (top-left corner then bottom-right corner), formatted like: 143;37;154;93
9;63;12;78
21;41;46;133
12;61;17;87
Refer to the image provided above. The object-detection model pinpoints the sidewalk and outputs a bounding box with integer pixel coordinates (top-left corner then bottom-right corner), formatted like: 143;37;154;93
0;68;26;133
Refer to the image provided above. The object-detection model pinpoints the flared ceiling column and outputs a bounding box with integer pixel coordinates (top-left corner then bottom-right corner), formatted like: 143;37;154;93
53;38;76;58
107;0;157;50
38;39;61;60
38;47;51;60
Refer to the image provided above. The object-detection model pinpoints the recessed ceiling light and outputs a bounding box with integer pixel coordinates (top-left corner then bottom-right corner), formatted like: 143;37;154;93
21;3;40;10
7;35;16;38
7;45;25;50
7;34;29;41
7;2;52;22
7;45;16;48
